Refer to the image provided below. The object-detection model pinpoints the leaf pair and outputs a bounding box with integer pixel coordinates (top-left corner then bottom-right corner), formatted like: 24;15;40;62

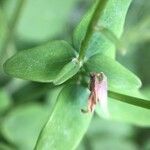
3;1;150;150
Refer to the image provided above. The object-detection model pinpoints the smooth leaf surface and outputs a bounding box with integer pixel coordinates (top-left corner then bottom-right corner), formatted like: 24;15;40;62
0;144;12;150
108;98;150;126
46;86;64;110
89;138;137;150
141;86;150;99
35;84;92;150
73;0;132;58
4;41;76;82
77;116;136;150
2;0;81;42
53;60;80;85
96;91;150;126
12;83;53;102
87;116;134;139
0;89;11;113
0;8;8;54
84;54;141;91
2;104;50;150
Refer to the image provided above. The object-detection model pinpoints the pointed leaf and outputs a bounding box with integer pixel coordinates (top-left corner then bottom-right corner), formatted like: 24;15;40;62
4;41;76;82
84;54;141;90
35;84;92;150
53;59;80;85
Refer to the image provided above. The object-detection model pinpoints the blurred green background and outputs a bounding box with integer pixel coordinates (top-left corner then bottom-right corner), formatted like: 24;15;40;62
0;0;150;149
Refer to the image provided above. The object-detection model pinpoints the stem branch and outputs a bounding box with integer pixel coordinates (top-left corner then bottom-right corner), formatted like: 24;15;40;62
78;0;108;61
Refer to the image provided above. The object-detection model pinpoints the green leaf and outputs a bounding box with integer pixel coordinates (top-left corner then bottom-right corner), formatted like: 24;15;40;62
141;86;150;99
1;104;50;150
12;83;53;103
35;84;92;150
73;0;132;58
53;59;80;85
108;97;150;126
89;138;137;150
0;8;8;54
2;0;81;42
78;116;136;150
4;41;76;82
87;116;134;139
96;90;150;126
0;89;11;114
0;144;13;150
84;54;141;91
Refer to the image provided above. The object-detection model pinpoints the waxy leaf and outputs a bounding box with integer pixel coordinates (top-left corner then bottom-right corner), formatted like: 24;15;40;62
53;59;80;85
73;0;132;58
85;54;141;91
4;41;76;82
35;84;92;150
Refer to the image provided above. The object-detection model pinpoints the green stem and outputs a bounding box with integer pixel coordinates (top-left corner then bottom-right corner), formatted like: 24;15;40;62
78;0;108;61
1;0;25;56
108;90;150;109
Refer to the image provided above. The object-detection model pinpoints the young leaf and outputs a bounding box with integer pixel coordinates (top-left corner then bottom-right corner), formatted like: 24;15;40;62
35;84;93;150
84;54;141;91
73;0;132;58
4;41;76;82
53;59;81;85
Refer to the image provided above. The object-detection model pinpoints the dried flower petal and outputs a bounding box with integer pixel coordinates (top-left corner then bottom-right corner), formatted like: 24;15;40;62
96;73;109;118
82;72;109;117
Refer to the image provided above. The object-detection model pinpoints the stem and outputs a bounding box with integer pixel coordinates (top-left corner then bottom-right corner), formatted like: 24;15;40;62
0;0;25;56
78;0;108;61
108;90;150;109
